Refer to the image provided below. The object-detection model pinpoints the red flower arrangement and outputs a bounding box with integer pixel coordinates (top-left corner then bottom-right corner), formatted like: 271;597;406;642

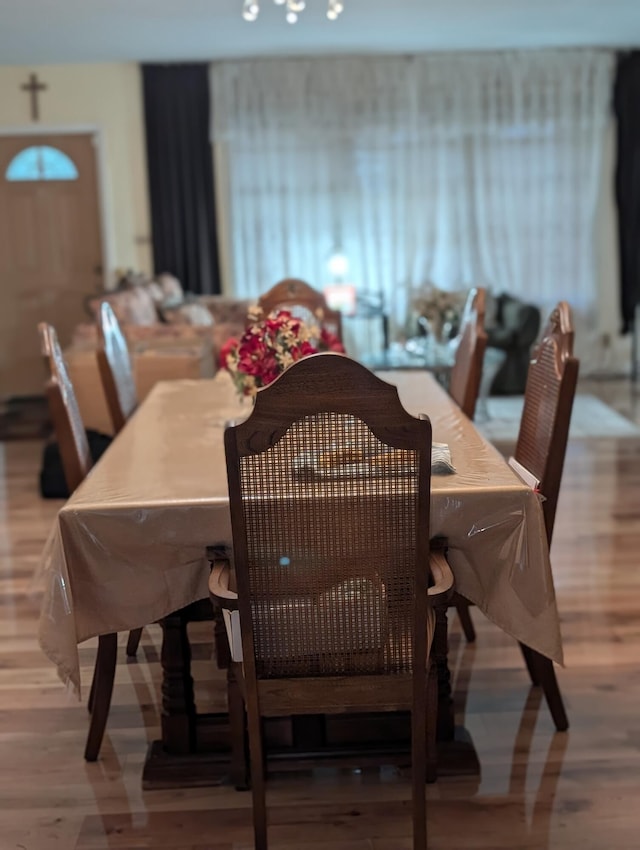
220;308;345;398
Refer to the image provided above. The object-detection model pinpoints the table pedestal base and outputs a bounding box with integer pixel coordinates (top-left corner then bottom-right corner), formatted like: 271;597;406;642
143;738;231;790
142;714;480;790
434;726;480;779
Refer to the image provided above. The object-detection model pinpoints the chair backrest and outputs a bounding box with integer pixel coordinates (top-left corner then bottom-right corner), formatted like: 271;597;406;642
39;323;92;493
257;278;343;341
448;287;488;420
224;352;432;688
513;301;579;545
96;301;137;434
536;298;575;354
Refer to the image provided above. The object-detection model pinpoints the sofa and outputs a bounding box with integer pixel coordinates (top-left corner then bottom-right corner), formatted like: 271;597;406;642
74;276;252;362
64;337;215;435
65;275;251;434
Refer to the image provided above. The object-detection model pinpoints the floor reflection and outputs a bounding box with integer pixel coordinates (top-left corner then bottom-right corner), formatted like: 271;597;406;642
443;626;570;849
126;631;162;741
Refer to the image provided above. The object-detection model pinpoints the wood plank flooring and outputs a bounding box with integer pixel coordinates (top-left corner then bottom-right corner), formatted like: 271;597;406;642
2;379;640;849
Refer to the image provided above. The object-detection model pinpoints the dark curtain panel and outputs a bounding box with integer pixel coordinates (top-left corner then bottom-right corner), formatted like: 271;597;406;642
614;52;640;333
142;63;221;294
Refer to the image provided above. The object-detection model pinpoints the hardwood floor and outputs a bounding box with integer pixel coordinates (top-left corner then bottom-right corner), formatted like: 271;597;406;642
2;380;640;849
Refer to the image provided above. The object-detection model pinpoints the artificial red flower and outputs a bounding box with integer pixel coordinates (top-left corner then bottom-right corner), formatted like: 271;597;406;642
221;308;346;397
320;327;346;353
218;336;238;370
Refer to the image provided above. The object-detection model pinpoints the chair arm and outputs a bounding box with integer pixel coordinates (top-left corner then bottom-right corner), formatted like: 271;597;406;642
207;554;238;611
428;548;455;606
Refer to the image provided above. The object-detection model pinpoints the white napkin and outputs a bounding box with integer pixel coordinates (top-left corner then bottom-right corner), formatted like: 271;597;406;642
432;442;455;475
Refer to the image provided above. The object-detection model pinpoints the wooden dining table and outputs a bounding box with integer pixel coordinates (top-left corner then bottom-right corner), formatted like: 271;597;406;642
38;368;562;785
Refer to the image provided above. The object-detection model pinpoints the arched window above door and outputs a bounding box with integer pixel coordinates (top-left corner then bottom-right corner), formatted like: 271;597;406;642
5;145;79;182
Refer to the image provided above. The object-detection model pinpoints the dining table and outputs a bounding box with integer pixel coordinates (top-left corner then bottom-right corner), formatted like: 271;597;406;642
37;368;563;785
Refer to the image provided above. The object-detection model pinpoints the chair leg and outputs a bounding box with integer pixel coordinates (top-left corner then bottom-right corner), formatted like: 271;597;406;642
425;660;438;784
531;651;569;732
87;662;97;714
411;677;428;850
126;627;143;658
228;663;249;790
246;693;268;850
84;633;118;761
455;594;476;643
520;642;541;686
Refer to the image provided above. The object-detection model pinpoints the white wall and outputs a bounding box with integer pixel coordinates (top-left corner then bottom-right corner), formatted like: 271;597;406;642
0;63;151;283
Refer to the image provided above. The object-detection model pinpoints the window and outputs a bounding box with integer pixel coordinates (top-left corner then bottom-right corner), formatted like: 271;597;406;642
212;52;612;350
5;145;78;182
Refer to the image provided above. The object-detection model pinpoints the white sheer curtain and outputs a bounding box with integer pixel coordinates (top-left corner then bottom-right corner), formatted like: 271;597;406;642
211;50;613;353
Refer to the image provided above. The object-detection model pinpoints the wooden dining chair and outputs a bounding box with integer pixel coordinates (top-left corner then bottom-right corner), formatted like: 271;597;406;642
39;322;143;759
257;278;343;341
448;288;487;639
455;302;578;731
40;323;92;494
96;301;138;434
210;352;454;850
448;287;488;420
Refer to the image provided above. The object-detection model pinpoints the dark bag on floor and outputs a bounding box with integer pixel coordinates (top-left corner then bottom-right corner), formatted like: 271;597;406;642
39;430;112;499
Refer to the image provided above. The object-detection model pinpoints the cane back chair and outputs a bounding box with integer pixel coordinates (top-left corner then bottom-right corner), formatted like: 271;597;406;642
40;323;92;494
210;352;453;850
257;278;343;342
38;322;143;759
448;287;488;421
96;300;138;434
455;302;578;731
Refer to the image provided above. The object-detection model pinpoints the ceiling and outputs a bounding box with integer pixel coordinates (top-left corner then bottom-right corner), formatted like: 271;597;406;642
3;0;640;65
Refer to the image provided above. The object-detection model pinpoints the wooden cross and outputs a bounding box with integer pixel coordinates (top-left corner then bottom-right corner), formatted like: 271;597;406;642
21;73;47;122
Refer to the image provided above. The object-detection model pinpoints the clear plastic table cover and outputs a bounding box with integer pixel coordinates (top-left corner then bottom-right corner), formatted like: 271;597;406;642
37;369;562;696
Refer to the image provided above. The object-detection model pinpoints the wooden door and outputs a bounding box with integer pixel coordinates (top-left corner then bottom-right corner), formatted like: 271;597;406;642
0;134;103;398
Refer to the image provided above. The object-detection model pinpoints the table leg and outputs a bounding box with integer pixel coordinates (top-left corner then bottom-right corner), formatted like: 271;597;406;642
430;602;480;779
382;312;390;353
160;611;196;754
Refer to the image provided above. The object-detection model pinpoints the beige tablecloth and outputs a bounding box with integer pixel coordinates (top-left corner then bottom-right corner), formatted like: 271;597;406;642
38;370;562;695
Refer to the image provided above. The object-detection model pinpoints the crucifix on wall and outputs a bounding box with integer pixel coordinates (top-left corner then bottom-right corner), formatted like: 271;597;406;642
21;72;47;122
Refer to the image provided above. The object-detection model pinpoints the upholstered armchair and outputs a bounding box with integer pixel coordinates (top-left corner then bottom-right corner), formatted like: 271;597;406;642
487;293;541;395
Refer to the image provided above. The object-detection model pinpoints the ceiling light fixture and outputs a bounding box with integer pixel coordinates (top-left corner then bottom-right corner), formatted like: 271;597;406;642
242;0;345;24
